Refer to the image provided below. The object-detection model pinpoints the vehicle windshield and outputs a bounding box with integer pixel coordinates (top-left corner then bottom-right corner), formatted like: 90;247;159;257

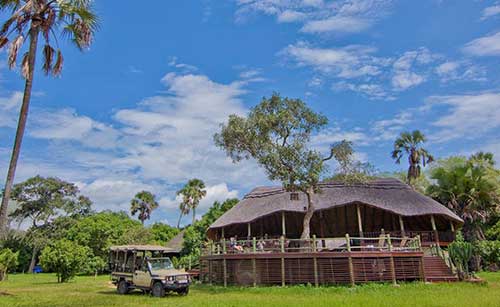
148;258;174;270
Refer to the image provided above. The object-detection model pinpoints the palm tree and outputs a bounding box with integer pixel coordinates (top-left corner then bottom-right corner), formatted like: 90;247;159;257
177;179;206;225
0;0;98;232
427;153;500;270
176;199;190;229
130;191;159;225
391;130;434;185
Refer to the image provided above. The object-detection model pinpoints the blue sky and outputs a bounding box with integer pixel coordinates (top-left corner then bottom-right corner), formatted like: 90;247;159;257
1;0;500;226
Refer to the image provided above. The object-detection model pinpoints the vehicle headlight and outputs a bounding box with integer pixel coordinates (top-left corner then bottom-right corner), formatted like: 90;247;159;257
166;276;175;281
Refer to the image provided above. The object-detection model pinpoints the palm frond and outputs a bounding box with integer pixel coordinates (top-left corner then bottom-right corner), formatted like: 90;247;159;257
8;34;23;68
52;49;63;76
42;44;55;75
21;51;29;78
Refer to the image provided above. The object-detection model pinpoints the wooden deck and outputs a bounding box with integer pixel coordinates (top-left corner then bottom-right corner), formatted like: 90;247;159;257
199;235;456;286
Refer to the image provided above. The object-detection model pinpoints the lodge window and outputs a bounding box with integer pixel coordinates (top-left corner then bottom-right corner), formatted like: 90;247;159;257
290;192;299;201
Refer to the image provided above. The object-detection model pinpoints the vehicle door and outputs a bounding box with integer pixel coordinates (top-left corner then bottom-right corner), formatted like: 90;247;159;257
133;265;151;288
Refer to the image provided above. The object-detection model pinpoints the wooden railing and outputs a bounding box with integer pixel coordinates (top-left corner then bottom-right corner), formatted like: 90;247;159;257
202;234;422;256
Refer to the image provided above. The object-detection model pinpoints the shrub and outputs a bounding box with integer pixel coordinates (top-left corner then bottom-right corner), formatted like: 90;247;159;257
448;233;474;279
0;248;19;281
39;239;89;283
476;240;500;271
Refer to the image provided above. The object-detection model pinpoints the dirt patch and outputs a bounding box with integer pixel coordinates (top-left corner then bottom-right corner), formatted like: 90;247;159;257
0;291;13;296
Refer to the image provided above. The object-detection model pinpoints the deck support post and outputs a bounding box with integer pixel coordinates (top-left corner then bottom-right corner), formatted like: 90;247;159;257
346;234;355;286
222;238;227;287
313;235;318;287
430;215;440;246
450;221;455;233
387;234;397;285
252;237;257;287
221;227;225;239
281;211;286;237
247;223;251;239
280;236;285;287
399;216;406;237
356;204;363;237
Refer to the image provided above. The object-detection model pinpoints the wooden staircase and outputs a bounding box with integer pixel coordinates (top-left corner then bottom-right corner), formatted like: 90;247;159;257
423;256;458;282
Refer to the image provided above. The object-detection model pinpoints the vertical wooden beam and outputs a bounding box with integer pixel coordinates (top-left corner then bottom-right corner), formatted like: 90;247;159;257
399;216;406;237
430;215;440;245
281;211;286;237
280;236;285;287
346;234;355;286
252;237;257;287
356;204;363;237
247;223;251;238
221;227;225;239
387;234;397;285
313;235;318;287
222;237;227;287
208;259;212;285
450;221;455;233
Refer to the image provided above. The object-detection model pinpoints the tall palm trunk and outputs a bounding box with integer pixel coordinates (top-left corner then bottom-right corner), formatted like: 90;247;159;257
192;207;196;225
177;211;183;229
300;187;316;239
0;26;40;233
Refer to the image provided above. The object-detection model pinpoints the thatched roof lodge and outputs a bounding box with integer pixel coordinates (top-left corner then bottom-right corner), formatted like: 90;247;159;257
207;178;462;245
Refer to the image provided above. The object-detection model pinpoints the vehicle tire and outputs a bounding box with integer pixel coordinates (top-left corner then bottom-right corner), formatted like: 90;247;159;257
177;287;189;296
151;281;165;298
117;280;129;295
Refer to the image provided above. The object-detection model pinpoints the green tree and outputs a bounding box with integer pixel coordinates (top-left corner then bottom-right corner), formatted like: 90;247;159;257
427;153;500;242
391;130;434;185
214;93;338;239
177;179;206;226
0;248;18;281
150;222;179;245
130;191;158;225
0;0;98;232
0;229;31;272
66;211;143;261
9;176;92;272
324;140;376;184
39;239;88;283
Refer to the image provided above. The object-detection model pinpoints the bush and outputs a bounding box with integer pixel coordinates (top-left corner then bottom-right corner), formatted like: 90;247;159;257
476;240;500;271
449;233;474;279
0;248;19;281
39;239;89;283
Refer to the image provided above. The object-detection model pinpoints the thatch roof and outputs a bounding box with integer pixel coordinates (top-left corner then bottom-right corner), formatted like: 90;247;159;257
164;230;185;253
209;178;463;230
110;245;177;252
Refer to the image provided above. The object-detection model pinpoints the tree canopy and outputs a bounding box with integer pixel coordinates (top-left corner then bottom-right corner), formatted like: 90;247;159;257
130;191;158;225
177;179;207;226
427;153;500;242
215;94;338;239
391;130;434;185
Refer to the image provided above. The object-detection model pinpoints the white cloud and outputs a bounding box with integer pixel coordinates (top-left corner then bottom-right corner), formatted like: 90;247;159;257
29;108;120;149
0;92;23;128
463;31;500;56
426;92;500;142
301;16;370;33
391;48;438;91
370;111;412;141
235;0;393;34
281;42;387;78
312;126;370;148
332;81;393;100
481;4;500;20
435;61;486;82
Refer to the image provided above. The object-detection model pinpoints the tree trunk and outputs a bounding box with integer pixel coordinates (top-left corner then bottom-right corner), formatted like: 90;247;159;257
300;187;316;239
0;26;40;234
28;246;38;273
192;207;196;226
177;212;183;229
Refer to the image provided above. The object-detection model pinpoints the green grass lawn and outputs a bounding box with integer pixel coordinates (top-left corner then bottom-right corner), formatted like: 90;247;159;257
1;273;500;307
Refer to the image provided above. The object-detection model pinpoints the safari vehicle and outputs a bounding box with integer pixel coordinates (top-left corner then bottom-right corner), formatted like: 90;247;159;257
109;245;191;297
